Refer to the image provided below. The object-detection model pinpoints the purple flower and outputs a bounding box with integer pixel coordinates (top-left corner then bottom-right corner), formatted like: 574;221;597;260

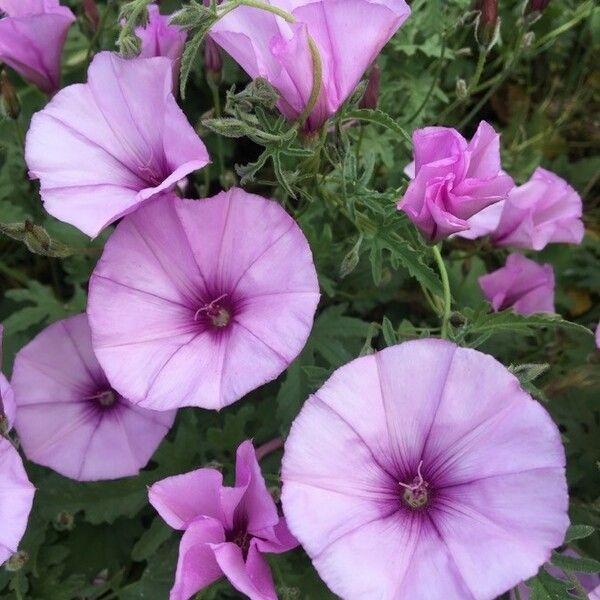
25;51;210;237
491;167;584;250
11;314;175;481
135;4;187;90
0;325;15;430
0;437;35;566
512;549;600;599
596;322;600;349
398;121;514;242
478;254;555;316
0;0;75;94
149;440;298;600
88;189;320;411
209;0;411;131
282;339;569;600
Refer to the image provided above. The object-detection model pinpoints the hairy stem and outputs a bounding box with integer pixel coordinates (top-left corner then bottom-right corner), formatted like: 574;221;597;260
432;244;451;339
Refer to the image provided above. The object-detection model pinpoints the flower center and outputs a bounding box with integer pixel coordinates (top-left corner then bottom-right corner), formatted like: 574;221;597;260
194;294;231;328
399;461;429;510
86;389;118;409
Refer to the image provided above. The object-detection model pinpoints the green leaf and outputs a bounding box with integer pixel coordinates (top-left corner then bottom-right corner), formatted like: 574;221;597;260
458;306;595;347
343;109;412;145
179;16;218;98
131;519;174;562
551;551;600;574
564;524;596;543
529;569;573;600
381;316;397;346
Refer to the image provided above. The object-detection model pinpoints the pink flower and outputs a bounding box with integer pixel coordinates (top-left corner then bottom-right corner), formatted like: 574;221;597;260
491;167;584;250
478;254;555;316
0;325;15;430
596;322;600;349
88;189;320;411
209;0;411;131
512;549;600;599
282;339;569;600
149;440;298;600
398;121;514;242
11;314;175;481
135;4;187;89
0;437;35;565
25;51;210;237
0;0;75;94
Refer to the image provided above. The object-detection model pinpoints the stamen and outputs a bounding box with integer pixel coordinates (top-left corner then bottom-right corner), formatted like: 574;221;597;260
399;461;429;510
194;294;231;328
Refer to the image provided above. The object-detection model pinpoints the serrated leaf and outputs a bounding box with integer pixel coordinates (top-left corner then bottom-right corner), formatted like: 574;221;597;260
179;18;217;98
343;109;412;145
381;316;397;346
564;524;596;543
551;551;600;574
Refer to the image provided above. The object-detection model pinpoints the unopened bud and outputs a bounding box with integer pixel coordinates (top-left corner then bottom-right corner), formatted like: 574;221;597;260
455;78;468;100
527;0;551;13
474;0;500;50
204;37;223;84
359;64;380;110
0;70;20;120
54;511;75;532
83;0;100;31
522;31;535;49
5;551;28;572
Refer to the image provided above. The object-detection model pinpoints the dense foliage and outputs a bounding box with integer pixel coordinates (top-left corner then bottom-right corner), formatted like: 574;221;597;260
0;0;599;598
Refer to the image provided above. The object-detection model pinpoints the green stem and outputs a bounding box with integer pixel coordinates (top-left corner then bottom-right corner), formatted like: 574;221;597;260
208;81;225;179
513;586;522;600
467;48;487;96
432;244;451;339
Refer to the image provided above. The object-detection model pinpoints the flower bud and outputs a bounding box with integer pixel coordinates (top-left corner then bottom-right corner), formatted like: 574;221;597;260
359;64;380;110
0;70;21;120
83;0;100;31
455;78;468;100
204;37;223;84
474;0;499;50
527;0;551;13
5;551;28;572
54;511;75;532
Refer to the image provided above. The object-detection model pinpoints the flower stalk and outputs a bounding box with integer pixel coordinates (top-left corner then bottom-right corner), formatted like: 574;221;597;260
432;244;451;339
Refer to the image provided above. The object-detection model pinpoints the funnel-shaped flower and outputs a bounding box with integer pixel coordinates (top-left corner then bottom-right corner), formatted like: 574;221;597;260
479;253;555;316
88;189;320;411
0;325;15;430
0;437;35;565
491;167;584;250
209;0;411;131
25;51;209;237
398;121;514;242
12;314;175;481
149;440;298;600
136;4;186;88
0;0;75;94
282;339;569;600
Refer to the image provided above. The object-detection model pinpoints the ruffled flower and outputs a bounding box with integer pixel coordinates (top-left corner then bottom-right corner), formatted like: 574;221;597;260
149;440;298;600
478;253;555;316
88;189;320;411
0;0;75;94
398;121;514;242
12;314;175;481
25;51;210;237
0;437;35;565
209;0;411;131
491;167;584;250
282;339;569;600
